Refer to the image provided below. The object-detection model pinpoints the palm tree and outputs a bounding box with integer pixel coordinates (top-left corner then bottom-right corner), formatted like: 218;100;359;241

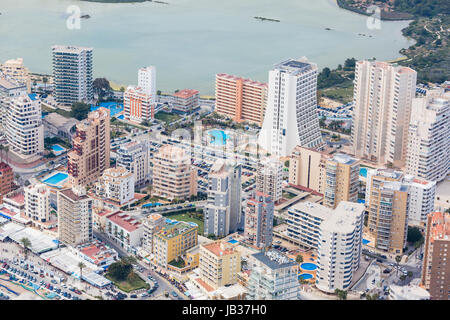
78;262;86;281
20;238;31;261
42;77;48;92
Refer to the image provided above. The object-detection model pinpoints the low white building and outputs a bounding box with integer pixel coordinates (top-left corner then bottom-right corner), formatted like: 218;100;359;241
315;201;365;293
116;140;150;188
403;175;436;227
94;167;135;206
24;183;50;224
389;284;430;300
106;211;143;254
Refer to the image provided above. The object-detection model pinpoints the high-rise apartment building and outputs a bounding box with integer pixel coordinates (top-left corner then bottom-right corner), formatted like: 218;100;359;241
204;160;241;237
67;107;110;186
258;58;323;157
316;202;364;293
365;169;409;254
1;58;31;93
351;60;417;166
142;213;166;254
406;89;450;182
323;153;360;209
215;73;267;126
116;140;150;188
57;186;93;247
5;94;44;159
138;66;156;100
0;162;14;204
93;167;135;206
244;192;274;248
421;211;449;300
403;175;436;227
152;145;197;200
52;45;93;105
288;146;330;194
256;156;282;204
247;250;299;300
0;77;27;131
24;184;50;224
153;221;198;268
199;240;241;290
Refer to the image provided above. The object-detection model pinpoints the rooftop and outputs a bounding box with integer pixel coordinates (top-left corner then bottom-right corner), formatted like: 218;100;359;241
172;89;199;99
252;250;297;270
202;241;237;257
107;211;142;233
157;221;197;240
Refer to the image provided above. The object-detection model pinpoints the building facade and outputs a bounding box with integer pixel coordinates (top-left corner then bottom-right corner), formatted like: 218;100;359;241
258;58;323;157
52;45;93;105
215;73;267;126
323;153;360;209
403;175;436;227
199;241;241;290
247;250;299;300
153;221;198;268
244;192;274;249
365;169;409;254
94;167;135;206
123;86;155;123
315;202;364;293
67;107;110;186
5;94;44;159
152;145;197;200
1;58;31;93
421;211;449;300
116;140;150;188
351;60;417;166
106;211;143;254
0;162;13;204
204;161;242;237
142;213;166;254
24;184;50;224
405;90;450;182
256;156;283;204
57;186;93;247
172;89;200;113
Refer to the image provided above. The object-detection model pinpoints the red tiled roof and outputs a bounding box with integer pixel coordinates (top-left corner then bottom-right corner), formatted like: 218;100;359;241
195;278;214;292
107;211;142;232
5;193;25;205
172;89;199;99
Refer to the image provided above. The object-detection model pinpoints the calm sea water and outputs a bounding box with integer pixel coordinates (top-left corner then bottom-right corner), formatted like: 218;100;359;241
0;0;413;95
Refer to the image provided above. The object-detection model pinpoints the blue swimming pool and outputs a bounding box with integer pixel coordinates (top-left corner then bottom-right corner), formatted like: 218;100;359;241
360;167;368;177
91;102;124;117
298;273;313;280
43;172;69;186
300;263;318;271
208;129;228;146
142;202;162;208
228;239;238;244
362;239;370;245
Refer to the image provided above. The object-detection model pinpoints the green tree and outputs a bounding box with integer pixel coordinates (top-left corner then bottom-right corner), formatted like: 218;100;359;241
70;102;91;121
296;254;303;263
78;262;86;280
407;226;423;243
42;76;48;92
334;289;347;300
20;238;32;260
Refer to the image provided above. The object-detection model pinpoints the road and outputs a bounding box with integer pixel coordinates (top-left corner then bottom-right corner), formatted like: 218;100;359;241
93;231;186;300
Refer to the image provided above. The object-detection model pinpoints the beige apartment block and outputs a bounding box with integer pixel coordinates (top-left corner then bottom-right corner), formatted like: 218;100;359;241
366;169;409;254
215;73;267;126
68;107;110;186
351;60;416;167
199;240;241;290
152;145;197;200
1;58;31;93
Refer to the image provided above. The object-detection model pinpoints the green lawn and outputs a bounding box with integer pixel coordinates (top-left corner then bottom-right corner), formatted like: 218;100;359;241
282;191;297;200
41;105;72;118
166;213;204;235
320;83;354;104
105;272;149;293
168;258;186;269
155;111;181;125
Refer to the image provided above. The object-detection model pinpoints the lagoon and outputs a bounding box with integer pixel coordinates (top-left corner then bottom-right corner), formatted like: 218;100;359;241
0;0;414;95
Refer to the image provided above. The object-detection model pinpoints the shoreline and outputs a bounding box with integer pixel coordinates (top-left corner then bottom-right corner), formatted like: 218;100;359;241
335;0;414;21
